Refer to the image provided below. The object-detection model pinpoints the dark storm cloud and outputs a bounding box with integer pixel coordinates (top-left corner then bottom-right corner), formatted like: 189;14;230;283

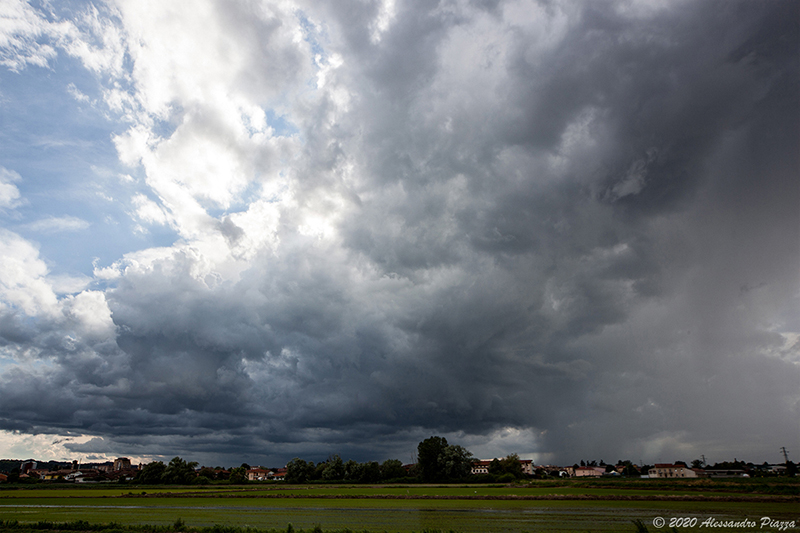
0;0;796;465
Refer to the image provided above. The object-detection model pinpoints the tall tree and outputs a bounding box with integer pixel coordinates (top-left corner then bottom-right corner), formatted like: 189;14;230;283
285;458;315;483
321;455;344;481
137;461;166;484
500;454;524;478
417;436;450;481
162;457;198;484
417;436;473;481
439;444;473;480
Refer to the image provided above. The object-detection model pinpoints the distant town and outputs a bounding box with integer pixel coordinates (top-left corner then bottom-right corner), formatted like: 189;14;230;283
1;437;795;485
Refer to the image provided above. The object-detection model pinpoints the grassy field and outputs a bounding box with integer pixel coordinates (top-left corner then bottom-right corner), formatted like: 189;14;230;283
0;479;797;532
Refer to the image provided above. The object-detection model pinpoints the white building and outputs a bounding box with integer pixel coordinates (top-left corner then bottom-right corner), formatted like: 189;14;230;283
648;464;698;478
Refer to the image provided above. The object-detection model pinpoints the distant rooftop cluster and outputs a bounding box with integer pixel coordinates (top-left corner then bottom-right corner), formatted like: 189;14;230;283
0;454;794;484
7;458;139;483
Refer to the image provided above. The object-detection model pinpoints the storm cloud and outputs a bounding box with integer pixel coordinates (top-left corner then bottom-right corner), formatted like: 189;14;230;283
0;0;797;466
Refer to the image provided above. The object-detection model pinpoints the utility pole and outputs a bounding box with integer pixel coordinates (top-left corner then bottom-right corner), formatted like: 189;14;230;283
780;447;789;463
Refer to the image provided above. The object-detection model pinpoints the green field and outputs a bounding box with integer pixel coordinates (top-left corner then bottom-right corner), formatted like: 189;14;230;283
0;480;797;532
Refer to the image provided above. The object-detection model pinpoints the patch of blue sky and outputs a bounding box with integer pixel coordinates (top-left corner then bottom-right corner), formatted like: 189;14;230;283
204;178;268;221
264;108;298;138
149;114;181;140
295;9;325;60
0;54;177;278
295;8;335;97
42;0;95;19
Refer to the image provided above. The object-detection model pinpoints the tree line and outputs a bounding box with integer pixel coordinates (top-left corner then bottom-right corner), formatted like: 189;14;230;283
286;436;477;483
7;439;795;485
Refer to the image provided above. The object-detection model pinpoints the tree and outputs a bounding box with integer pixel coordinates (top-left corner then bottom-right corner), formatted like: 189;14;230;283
285;458;315;483
322;455;345;481
416;436;473;481
500;454;524;478
417;436;450;481
616;461;639;477
198;467;218;480
312;461;327;480
380;459;406;480
625;465;640;476
137;461;166;484
162;457;198;484
360;461;382;483
229;466;247;484
497;473;516;483
343;460;363;482
439;445;473;480
489;454;524;478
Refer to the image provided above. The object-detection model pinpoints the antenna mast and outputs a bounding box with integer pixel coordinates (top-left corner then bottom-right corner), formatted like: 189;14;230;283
780;447;790;463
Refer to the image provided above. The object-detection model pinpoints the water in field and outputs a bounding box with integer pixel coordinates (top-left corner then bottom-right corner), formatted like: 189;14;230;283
2;483;797;532
1;499;794;532
0;503;649;532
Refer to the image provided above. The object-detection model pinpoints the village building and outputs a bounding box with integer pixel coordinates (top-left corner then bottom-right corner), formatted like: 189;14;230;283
573;466;605;477
113;458;132;471
470;460;492;475
648;464;698;478
469;458;535;476
246;468;272;481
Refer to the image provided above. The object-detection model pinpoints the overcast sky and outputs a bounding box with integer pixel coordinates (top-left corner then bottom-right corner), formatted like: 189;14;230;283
0;0;797;468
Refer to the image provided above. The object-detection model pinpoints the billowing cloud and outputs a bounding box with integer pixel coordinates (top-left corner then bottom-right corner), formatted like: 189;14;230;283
0;0;797;467
0;168;22;210
0;229;59;317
